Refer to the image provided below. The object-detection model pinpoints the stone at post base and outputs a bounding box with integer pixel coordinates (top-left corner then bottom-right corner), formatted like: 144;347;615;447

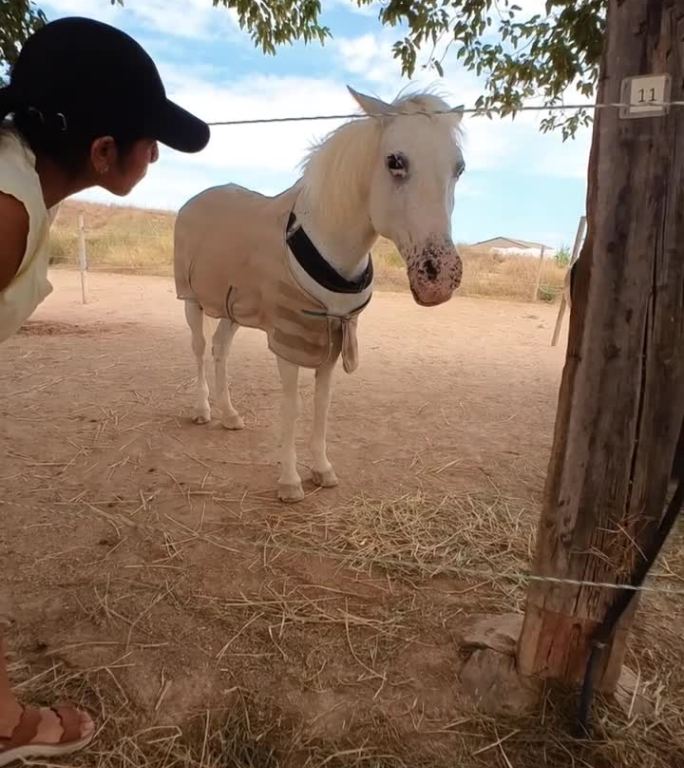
614;666;654;718
459;648;542;716
455;613;542;716
455;613;651;720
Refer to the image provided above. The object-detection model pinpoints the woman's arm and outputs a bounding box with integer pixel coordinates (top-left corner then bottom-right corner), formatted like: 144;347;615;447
0;192;29;293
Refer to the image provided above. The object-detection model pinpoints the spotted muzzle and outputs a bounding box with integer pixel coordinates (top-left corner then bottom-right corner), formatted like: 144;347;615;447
405;240;463;307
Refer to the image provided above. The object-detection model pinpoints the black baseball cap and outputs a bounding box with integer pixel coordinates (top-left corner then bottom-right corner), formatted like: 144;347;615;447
6;16;210;153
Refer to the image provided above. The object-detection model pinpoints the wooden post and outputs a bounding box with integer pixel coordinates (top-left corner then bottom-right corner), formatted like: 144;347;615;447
530;245;546;301
518;0;684;692
551;215;587;347
78;214;88;305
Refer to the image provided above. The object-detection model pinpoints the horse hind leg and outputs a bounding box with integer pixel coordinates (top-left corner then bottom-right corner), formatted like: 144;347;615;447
184;300;211;424
212;319;244;430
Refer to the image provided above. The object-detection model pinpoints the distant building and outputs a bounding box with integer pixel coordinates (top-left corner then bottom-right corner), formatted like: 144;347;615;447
471;236;556;258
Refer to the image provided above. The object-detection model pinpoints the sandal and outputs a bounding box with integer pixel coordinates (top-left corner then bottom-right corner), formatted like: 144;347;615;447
0;705;95;767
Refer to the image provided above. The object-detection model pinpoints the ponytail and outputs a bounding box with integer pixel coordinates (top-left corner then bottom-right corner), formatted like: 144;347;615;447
0;85;19;122
1;84;87;175
2;81;140;178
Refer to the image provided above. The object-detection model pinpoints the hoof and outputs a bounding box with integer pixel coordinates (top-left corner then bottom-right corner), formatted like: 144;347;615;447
312;468;339;488
278;483;305;503
192;413;211;425
222;413;245;430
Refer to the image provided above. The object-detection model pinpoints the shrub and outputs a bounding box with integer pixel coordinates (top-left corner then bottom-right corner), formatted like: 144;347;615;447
554;245;571;267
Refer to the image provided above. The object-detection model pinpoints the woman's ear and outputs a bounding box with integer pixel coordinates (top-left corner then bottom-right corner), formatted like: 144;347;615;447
90;136;118;176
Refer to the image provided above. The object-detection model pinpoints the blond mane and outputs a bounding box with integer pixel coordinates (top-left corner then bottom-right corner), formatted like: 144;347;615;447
299;91;463;222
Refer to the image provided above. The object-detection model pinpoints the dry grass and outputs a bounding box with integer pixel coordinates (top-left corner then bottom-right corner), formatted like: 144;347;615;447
10;672;684;768
258;492;536;613
4;297;682;768
51;201;175;274
459;247;566;303
8;487;684;768
6;654;284;768
50;201;567;302
371;240;567;303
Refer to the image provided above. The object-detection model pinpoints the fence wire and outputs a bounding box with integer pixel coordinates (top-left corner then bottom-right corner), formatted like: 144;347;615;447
1;494;682;598
206;99;684;127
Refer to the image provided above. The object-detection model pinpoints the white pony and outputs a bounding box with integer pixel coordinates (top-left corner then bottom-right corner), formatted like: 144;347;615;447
174;87;465;502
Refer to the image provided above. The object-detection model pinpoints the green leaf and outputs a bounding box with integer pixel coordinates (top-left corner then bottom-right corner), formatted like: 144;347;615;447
0;0;46;85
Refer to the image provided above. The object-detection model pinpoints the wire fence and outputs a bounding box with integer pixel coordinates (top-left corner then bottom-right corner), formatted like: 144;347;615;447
204;98;684;126
0;493;681;599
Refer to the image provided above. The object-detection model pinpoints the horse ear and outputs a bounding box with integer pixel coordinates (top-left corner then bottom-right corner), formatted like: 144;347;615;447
347;86;393;117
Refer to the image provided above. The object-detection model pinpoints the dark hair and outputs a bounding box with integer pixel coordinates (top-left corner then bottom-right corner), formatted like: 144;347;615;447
1;86;145;176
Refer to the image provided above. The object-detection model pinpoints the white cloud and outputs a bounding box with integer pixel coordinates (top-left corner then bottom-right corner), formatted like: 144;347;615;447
530;128;591;180
334;33;403;86
43;0;119;24
326;0;381;17
161;69;354;174
72;156;267;211
73;72;360;211
158;62;555;181
331;29;592;178
44;0;239;41
126;0;239;41
67;55;590;214
331;31;522;173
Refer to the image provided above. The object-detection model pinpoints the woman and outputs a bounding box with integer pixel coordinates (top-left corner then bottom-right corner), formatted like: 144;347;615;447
0;16;209;765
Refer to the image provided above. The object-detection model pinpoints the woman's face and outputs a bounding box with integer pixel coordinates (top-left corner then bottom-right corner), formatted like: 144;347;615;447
90;137;159;196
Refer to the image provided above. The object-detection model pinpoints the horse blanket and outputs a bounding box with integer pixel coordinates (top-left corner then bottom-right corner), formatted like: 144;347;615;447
174;183;373;373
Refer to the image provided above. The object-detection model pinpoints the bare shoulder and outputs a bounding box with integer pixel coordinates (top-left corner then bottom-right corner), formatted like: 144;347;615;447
0;192;29;292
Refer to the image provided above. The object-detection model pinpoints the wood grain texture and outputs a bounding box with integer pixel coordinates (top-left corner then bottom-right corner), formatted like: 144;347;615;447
518;0;684;691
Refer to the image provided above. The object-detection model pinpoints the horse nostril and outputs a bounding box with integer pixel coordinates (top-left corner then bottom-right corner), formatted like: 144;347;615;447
424;259;438;281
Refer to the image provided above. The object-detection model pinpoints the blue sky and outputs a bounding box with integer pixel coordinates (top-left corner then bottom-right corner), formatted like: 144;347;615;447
43;0;591;249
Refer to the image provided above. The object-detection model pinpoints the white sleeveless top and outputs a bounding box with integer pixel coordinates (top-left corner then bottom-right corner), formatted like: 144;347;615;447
0;129;58;343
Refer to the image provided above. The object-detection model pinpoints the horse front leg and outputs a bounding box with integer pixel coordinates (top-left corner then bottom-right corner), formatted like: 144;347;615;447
311;359;338;488
276;357;304;503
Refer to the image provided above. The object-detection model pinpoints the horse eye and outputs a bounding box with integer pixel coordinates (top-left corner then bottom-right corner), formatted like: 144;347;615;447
387;153;408;177
455;160;465;179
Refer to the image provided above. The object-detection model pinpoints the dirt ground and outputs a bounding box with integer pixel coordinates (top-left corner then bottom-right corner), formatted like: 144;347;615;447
1;271;682;768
